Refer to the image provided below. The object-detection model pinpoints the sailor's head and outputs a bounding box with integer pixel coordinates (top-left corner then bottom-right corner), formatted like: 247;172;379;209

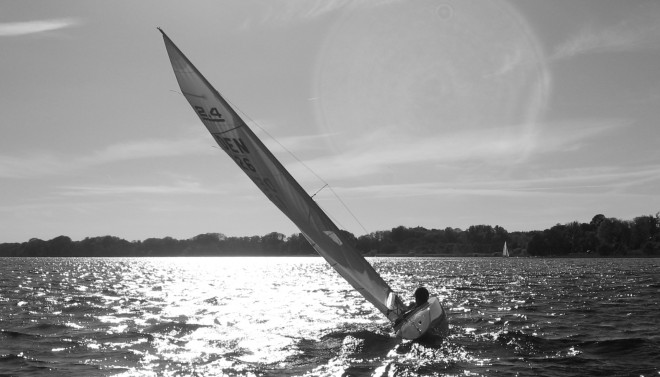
414;287;429;306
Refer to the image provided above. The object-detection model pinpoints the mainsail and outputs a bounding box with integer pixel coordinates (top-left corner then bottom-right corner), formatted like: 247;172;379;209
159;29;407;322
503;242;509;257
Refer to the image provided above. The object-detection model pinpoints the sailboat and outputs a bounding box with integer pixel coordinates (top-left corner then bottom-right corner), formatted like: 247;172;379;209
503;241;510;257
158;29;448;340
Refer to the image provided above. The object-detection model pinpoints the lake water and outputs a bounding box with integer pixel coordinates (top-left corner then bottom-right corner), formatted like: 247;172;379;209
0;257;658;376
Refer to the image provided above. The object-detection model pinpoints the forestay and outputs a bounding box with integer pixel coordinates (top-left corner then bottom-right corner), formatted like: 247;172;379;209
159;29;407;322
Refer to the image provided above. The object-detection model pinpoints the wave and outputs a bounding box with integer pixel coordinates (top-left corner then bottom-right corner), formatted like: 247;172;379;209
144;321;207;337
455;286;505;292
0;353;49;374
20;323;74;335
263;326;398;376
0;351;130;377
0;329;43;341
95;330;155;344
495;330;557;352
578;337;657;357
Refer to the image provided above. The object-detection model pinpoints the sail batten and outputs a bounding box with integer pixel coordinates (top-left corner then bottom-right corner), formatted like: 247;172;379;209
160;29;407;322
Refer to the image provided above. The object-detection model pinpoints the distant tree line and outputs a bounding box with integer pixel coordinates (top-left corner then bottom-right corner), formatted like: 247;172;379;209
524;213;660;257
0;232;315;258
1;213;658;257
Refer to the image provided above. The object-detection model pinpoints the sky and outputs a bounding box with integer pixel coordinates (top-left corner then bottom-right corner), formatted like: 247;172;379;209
1;0;659;243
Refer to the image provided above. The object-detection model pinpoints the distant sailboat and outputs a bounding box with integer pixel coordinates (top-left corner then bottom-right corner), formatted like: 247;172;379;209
158;29;448;340
503;241;510;257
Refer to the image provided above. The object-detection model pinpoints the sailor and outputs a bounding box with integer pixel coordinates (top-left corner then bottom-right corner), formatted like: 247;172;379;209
393;286;431;328
409;286;429;310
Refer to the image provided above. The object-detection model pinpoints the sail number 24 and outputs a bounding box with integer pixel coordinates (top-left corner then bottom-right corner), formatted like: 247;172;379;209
195;106;225;122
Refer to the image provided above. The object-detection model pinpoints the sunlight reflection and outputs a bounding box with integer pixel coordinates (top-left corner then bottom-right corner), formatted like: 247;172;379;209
4;257;657;375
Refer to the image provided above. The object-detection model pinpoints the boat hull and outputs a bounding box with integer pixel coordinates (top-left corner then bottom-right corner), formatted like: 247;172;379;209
394;296;448;340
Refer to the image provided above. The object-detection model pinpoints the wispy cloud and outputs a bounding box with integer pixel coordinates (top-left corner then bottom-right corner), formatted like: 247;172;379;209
57;181;211;197
284;118;631;183
552;4;660;59
258;130;336;154
484;48;525;78
0;154;63;179
267;0;352;22
241;0;397;29
0;135;210;179
332;162;660;202
0;18;80;37
83;137;210;166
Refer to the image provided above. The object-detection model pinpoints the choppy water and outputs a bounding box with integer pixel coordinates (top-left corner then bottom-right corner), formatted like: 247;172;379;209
0;257;658;376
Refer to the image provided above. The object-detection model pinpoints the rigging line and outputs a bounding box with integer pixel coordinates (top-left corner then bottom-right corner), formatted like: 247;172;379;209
327;185;369;235
224;96;370;236
316;201;349;232
228;97;327;181
311;184;328;199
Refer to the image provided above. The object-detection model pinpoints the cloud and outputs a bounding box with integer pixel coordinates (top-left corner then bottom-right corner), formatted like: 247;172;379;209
0;135;210;179
552;4;660;59
258;130;335;154
273;0;352;21
57;181;211;197
241;0;398;29
527;118;632;154
331;161;660;203
0;154;64;179
238;0;348;29
484;48;525;77
0;18;79;37
283;117;631;184
84;137;210;166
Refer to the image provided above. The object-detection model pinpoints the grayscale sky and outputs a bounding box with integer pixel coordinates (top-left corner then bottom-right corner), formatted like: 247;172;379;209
1;0;659;243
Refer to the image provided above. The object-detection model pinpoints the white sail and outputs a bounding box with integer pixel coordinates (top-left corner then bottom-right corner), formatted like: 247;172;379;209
159;29;406;322
503;241;509;257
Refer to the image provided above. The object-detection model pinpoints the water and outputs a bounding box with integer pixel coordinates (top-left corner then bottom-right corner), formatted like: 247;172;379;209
1;257;658;376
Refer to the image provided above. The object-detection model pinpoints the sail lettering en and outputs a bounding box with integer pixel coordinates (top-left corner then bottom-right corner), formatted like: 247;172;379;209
213;135;256;173
213;135;250;154
209;133;287;209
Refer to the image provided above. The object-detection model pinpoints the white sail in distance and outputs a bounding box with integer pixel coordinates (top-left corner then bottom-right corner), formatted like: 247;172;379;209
159;29;407;322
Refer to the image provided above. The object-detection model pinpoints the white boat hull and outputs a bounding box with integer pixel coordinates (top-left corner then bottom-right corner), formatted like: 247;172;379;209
394;296;449;340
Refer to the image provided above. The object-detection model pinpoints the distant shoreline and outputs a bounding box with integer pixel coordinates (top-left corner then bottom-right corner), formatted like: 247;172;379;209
1;253;657;258
2;213;658;258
